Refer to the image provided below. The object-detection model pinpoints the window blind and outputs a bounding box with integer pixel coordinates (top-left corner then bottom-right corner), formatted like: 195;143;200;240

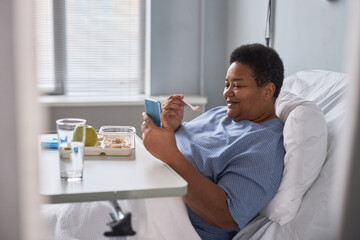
35;0;145;97
35;0;55;93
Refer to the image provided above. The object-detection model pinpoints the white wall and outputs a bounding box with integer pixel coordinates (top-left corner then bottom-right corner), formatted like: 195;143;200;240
150;0;201;95
203;0;229;110
227;0;268;52
227;0;348;77
274;0;347;76
151;0;229;109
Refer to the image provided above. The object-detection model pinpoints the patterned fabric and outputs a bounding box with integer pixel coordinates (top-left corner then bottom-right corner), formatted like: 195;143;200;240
175;106;285;240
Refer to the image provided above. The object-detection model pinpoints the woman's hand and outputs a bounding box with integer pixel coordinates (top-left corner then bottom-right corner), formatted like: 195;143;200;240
141;110;181;164
161;94;186;131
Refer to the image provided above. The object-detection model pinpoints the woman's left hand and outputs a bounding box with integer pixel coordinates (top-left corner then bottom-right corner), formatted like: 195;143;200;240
141;111;180;163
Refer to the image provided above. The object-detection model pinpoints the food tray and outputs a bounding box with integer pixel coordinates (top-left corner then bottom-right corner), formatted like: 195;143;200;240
84;145;134;156
41;126;136;156
85;126;136;156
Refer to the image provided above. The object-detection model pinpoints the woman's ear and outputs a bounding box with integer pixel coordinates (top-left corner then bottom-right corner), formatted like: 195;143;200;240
262;82;276;101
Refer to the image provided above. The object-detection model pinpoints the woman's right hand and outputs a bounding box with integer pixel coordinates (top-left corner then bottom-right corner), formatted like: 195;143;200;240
162;94;186;131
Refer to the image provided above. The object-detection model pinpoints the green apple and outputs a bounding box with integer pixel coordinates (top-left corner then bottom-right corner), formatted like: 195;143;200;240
72;125;98;146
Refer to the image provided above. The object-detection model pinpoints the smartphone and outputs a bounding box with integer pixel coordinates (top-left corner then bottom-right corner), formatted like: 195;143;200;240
144;98;162;127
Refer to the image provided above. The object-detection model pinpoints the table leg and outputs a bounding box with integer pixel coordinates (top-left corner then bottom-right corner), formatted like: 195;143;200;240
104;199;136;239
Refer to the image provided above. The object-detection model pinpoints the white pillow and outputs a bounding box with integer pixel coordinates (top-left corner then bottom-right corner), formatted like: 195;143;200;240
260;91;328;225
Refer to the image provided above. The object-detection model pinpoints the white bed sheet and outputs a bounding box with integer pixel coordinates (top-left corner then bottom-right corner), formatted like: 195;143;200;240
233;70;348;240
42;197;201;240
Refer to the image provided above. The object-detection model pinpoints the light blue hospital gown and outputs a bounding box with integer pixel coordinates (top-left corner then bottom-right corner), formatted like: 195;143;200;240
175;106;285;240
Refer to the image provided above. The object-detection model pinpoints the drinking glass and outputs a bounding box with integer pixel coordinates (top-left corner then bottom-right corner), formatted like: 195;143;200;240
56;118;86;181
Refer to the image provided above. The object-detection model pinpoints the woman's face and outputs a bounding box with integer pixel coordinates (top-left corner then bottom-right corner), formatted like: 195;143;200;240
223;62;271;123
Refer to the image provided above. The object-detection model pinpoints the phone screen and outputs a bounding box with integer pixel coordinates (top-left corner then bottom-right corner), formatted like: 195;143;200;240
144;98;162;127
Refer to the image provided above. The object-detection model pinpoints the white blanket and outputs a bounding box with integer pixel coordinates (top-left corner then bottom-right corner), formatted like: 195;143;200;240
42;197;201;240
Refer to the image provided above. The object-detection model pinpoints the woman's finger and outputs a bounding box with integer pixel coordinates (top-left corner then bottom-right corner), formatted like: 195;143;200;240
160;111;170;130
162;99;185;111
167;94;184;100
141;121;146;131
142;112;156;128
164;109;179;117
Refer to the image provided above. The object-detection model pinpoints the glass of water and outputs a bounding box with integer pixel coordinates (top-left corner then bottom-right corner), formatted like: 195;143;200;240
56;118;86;181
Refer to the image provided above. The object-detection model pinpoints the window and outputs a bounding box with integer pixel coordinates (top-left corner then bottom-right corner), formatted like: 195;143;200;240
35;0;146;97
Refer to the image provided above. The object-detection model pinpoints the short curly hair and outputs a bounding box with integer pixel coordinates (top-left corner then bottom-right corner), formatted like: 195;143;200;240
230;43;284;99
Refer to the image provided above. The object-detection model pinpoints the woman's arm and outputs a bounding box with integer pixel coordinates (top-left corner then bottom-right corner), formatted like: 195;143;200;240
141;111;237;229
170;151;238;229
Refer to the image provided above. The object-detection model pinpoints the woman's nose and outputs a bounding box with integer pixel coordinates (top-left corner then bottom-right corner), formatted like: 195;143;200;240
223;86;234;97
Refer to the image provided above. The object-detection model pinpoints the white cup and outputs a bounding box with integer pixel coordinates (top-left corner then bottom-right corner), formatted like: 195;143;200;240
56;118;86;181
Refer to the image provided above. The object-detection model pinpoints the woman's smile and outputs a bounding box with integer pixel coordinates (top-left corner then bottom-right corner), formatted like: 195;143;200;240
226;100;238;107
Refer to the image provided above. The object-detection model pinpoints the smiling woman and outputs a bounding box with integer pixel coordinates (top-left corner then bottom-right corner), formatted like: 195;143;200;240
141;43;285;239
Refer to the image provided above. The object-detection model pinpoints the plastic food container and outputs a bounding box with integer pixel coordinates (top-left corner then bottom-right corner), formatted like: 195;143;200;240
84;126;136;156
99;126;136;149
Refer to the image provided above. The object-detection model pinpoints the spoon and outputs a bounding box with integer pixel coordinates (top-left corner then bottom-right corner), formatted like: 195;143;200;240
182;99;201;111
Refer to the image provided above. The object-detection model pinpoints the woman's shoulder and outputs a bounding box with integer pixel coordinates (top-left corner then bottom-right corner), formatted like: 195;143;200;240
259;118;284;133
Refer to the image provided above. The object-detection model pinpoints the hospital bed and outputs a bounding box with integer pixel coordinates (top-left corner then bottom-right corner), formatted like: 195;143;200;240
233;70;347;240
42;70;347;240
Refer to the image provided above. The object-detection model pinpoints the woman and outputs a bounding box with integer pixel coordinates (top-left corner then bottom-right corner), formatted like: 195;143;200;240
141;43;285;239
